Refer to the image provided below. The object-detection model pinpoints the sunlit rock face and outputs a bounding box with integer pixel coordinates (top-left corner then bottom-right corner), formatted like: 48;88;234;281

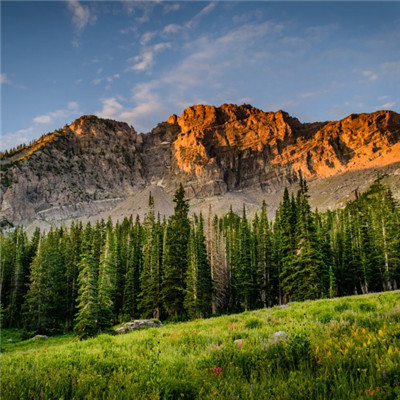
1;106;399;226
162;104;400;196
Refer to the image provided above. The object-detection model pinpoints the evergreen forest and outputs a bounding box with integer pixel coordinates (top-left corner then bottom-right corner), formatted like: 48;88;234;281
1;178;399;339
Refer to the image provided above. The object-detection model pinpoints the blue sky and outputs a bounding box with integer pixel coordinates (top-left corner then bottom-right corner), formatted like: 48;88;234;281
1;1;400;150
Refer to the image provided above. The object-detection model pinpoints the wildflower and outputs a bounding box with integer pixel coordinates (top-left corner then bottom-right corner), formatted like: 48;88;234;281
234;339;242;349
228;323;238;330
213;367;222;375
273;331;286;340
366;389;375;396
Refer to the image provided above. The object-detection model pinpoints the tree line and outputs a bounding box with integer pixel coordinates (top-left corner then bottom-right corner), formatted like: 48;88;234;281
1;178;399;338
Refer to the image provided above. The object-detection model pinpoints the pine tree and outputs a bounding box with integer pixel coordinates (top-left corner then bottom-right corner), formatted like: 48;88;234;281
195;214;212;317
7;228;29;327
24;229;66;333
289;178;324;301
275;188;296;304
237;206;253;311
162;184;190;318
97;227;116;330
184;222;198;318
185;215;213;318
123;216;143;320
74;224;99;339
65;222;82;330
257;201;275;307
139;193;163;319
205;208;228;314
225;206;241;312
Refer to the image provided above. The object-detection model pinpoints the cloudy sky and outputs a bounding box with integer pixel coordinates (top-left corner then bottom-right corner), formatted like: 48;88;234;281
1;1;400;150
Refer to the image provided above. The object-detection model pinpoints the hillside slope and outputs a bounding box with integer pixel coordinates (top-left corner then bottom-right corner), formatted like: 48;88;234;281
1;291;400;399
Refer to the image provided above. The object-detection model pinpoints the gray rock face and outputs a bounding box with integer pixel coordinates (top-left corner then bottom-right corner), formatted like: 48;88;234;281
1;116;145;225
115;319;162;334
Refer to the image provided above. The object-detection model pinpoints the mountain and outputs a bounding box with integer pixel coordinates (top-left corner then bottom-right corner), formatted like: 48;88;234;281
1;104;400;229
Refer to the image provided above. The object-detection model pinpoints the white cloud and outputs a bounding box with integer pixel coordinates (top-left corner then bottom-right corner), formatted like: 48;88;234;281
92;78;103;86
97;98;124;119
161;3;217;36
0;73;10;84
2;102;81;150
163;3;181;14
381;102;396;108
362;70;378;81
122;2;157;23
185;2;217;29
91;73;120;86
106;73;120;83
127;42;171;72
67;0;97;47
33;102;80;125
162;21;281;90
96;81;166;132
162;24;181;35
33;115;52;124
1;126;34;150
141;31;157;46
68;101;79;110
67;0;92;31
131;51;154;72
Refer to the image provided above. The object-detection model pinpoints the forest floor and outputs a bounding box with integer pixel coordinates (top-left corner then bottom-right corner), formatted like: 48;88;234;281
1;291;400;399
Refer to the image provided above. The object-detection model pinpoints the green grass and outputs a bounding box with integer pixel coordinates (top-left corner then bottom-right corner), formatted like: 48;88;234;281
1;292;400;399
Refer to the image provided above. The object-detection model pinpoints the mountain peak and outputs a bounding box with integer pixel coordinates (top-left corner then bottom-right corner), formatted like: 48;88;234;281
1;105;399;226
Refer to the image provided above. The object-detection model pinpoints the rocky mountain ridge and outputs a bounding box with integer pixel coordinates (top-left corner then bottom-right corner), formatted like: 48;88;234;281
1;104;399;228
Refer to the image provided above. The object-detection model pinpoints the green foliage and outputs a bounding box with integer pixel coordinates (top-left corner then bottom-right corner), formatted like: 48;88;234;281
0;178;399;341
23;230;66;334
2;292;400;399
162;184;191;318
74;224;99;339
139;193;162;319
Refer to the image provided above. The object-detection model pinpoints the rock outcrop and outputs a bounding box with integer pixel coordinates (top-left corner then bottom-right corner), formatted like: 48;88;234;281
115;320;162;334
1;105;399;226
161;104;400;196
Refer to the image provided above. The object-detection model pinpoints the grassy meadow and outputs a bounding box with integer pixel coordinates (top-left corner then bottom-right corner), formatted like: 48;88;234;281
1;291;400;400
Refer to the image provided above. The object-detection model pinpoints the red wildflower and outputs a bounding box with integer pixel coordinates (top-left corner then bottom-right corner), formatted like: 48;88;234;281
213;367;222;375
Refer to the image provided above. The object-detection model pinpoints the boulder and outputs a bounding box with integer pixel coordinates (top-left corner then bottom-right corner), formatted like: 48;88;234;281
115;319;162;334
33;335;49;340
